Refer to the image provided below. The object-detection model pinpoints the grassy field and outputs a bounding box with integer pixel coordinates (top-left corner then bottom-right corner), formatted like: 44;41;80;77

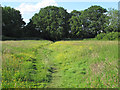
1;40;118;88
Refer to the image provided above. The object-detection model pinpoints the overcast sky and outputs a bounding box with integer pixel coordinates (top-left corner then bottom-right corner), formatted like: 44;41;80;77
1;0;119;23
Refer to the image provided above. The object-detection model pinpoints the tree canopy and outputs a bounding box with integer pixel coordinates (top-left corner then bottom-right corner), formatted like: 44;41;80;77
2;6;25;37
2;5;118;41
104;8;118;33
32;6;70;40
81;5;108;37
69;6;109;38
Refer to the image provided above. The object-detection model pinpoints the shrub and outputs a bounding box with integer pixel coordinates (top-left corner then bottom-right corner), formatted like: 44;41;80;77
96;33;106;40
96;32;119;40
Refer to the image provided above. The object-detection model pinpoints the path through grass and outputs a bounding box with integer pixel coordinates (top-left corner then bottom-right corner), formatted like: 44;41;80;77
2;40;118;88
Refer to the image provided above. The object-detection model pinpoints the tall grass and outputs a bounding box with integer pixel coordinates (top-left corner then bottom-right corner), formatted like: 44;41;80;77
47;41;118;88
2;40;53;88
1;40;118;88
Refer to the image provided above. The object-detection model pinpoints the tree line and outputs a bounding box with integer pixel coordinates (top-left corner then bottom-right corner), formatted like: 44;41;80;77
2;5;119;41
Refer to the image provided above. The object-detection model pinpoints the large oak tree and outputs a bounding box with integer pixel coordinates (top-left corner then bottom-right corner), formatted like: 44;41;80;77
32;6;70;40
81;5;108;38
2;6;25;37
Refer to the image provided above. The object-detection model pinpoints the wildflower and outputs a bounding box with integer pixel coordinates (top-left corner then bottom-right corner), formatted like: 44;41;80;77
89;47;92;50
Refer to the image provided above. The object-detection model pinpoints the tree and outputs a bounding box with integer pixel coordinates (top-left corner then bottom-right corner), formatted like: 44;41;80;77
69;10;83;38
0;5;2;37
81;5;108;38
70;10;81;16
32;6;70;41
104;8;118;33
2;6;25;37
23;19;40;37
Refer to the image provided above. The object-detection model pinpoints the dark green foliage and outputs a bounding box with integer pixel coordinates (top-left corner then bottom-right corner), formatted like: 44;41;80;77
70;10;81;16
23;19;41;37
68;6;108;39
2;6;25;37
32;6;70;41
81;5;108;37
95;33;106;40
104;8;118;33
96;32;120;40
2;5;118;41
69;10;83;38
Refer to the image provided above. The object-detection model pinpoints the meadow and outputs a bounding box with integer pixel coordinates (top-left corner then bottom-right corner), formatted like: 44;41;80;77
1;40;118;88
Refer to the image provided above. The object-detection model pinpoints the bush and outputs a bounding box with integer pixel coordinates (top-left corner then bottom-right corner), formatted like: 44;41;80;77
96;33;106;40
96;32;119;40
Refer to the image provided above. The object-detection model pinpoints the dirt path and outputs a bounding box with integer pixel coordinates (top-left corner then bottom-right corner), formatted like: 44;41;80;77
47;69;63;88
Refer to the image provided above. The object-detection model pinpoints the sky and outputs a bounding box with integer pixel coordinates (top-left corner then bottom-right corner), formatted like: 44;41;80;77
1;0;119;24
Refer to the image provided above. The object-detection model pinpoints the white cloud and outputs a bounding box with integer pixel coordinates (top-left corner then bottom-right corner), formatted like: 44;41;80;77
67;9;73;13
16;0;58;15
15;0;58;23
23;19;30;24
